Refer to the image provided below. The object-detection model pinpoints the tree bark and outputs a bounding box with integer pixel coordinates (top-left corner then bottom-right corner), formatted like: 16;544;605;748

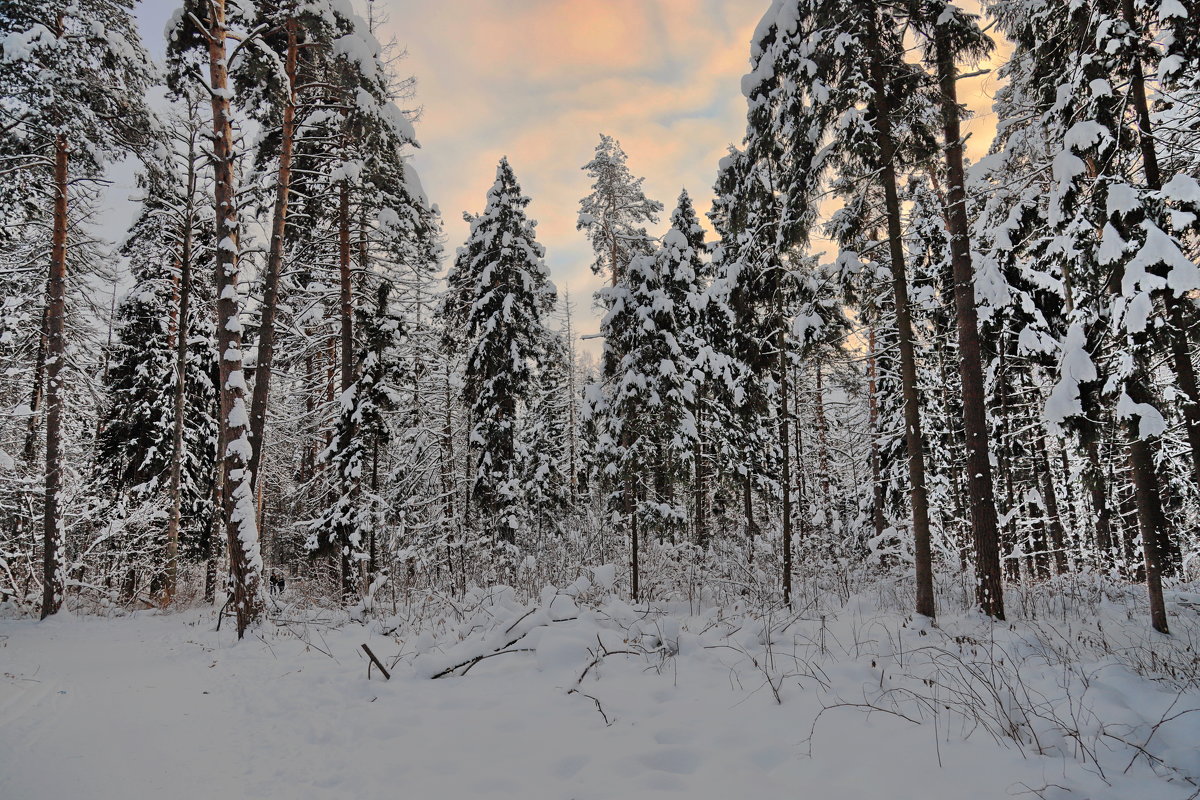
563;294;579;499
337;177;357;599
1113;0;1173;634
247;16;299;496
934;32;1004;620
1128;428;1170;634
22;305;48;466
744;473;756;565
868;22;936;620
40;134;68;620
814;362;832;515
205;0;262;638
1036;434;1068;575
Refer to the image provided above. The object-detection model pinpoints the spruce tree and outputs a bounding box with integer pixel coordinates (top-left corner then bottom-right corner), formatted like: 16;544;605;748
447;158;556;549
95;159;219;583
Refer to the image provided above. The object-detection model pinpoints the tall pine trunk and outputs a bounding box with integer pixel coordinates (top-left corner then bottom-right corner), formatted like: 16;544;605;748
40;134;68;620
934;32;1004;620
205;0;262;638
868;21;935;620
1111;0;1172;634
1128;425;1170;634
247;17;300;495
1035;432;1068;575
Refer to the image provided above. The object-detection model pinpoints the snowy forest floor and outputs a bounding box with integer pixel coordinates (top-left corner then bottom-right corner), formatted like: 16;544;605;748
3;573;1200;800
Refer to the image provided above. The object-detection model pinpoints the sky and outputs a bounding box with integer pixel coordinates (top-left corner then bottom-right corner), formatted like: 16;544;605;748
131;0;1007;346
371;0;767;339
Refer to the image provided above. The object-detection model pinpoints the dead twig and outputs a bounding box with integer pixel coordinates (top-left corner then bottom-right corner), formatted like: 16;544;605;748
361;643;391;680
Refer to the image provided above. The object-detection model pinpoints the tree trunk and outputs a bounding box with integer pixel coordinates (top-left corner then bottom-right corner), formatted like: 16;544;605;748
794;367;810;547
1113;0;1173;634
868;24;935;620
814;361;832;515
935;32;1004;620
744;473;756;566
163;125;201;605
205;0;262;638
868;327;886;539
1040;446;1068;576
337;177;357;599
40;134;68;620
204;416;223;605
628;478;639;602
564;294;579;499
1128;430;1170;634
694;397;707;549
778;327;793;606
22;305;49;465
1083;436;1113;568
247;17;299;496
163;224;193;604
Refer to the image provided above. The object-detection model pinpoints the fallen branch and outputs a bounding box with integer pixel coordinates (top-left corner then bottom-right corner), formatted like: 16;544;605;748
361;643;391;680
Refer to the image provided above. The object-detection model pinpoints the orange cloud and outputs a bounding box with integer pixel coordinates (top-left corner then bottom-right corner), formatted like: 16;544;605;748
377;0;1009;350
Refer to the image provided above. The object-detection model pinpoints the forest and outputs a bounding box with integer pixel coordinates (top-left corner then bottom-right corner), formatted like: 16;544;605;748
3;1;1200;798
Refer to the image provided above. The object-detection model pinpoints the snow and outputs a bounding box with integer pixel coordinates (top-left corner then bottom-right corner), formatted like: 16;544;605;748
1162;174;1200;206
1160;0;1188;17
1117;391;1169;440
1045;324;1097;430
4;577;1199;800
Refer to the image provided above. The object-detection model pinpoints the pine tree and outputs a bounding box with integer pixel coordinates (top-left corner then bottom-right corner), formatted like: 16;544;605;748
908;1;1006;616
239;0;363;493
578;135;663;288
659;191;711;547
169;0;263;636
706;148;780;565
310;281;409;598
0;0;155;618
294;4;426;599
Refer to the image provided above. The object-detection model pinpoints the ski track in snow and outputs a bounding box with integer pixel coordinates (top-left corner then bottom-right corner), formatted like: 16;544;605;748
1;605;1197;800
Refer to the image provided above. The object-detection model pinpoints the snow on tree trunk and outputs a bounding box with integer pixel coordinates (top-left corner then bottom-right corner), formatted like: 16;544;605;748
205;0;262;638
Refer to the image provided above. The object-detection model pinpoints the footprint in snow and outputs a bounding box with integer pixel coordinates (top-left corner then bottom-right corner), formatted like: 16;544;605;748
550;753;590;779
637;747;701;775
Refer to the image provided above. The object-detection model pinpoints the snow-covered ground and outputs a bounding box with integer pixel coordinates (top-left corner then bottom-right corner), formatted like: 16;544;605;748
3;574;1199;800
